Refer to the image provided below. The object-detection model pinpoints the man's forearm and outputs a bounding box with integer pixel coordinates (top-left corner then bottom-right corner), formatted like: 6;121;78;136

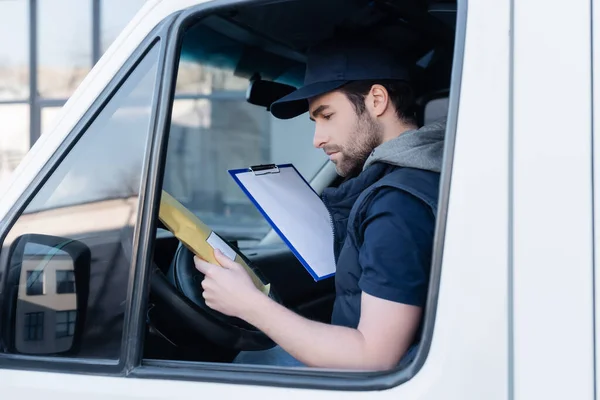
194;251;419;370
243;293;391;370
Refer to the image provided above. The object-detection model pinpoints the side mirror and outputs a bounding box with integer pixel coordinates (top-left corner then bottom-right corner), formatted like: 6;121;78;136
2;234;90;355
246;79;296;110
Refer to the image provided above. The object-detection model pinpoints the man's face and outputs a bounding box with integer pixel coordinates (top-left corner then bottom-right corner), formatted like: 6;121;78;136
308;90;383;177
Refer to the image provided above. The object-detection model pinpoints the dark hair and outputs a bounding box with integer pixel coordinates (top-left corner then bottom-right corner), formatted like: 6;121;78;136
338;80;417;125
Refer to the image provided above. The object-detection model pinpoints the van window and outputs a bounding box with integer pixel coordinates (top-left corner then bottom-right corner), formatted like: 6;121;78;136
0;44;160;359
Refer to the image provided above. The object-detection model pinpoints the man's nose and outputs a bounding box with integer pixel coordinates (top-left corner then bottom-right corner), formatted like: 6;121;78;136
313;126;328;149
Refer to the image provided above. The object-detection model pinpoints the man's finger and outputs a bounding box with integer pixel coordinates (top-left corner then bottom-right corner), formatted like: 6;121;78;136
194;256;215;275
214;249;238;269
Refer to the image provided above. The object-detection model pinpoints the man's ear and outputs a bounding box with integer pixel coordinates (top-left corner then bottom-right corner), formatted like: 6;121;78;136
368;84;390;118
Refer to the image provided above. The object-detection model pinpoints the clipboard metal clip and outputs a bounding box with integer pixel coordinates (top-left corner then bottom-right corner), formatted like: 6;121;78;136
249;164;280;176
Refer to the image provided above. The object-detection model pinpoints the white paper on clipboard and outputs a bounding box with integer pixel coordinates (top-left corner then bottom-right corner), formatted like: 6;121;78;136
229;164;335;280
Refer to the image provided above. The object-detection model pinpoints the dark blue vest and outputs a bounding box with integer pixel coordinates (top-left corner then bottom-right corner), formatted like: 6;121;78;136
321;162;440;328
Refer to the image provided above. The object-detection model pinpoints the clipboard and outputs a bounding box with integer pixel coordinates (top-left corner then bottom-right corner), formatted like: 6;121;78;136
229;164;336;281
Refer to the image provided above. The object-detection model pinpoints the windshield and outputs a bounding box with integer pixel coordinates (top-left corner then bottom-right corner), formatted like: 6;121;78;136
162;20;327;246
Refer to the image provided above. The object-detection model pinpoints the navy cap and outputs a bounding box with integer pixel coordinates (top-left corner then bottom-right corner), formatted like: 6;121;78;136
270;39;411;119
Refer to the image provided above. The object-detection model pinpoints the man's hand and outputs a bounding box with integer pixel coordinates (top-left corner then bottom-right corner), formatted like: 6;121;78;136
194;249;262;319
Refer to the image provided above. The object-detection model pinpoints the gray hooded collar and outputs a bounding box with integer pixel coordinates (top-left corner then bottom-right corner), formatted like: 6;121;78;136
362;117;446;173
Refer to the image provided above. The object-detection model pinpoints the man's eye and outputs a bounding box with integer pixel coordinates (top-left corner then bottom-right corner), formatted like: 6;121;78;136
323;114;333;120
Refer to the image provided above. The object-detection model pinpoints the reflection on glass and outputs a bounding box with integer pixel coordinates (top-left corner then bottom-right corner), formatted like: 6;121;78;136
0;1;29;100
0;105;30;189
176;62;249;96
24;312;44;341
56;270;76;294
165;97;325;244
16;244;74;353
38;0;91;98
166;75;325;244
28;46;159;213
165;98;271;241
55;310;77;338
5;44;160;359
26;270;45;296
101;0;148;54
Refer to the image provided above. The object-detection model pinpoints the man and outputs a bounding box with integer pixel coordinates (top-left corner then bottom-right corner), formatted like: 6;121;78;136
194;39;445;370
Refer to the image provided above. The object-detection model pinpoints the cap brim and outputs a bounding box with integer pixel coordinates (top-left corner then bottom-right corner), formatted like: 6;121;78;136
270;80;348;119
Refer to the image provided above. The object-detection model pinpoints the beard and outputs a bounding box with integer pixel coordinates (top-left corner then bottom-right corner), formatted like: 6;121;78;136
325;112;384;178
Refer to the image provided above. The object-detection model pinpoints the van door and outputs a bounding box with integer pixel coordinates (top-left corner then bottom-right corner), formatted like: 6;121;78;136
0;0;517;398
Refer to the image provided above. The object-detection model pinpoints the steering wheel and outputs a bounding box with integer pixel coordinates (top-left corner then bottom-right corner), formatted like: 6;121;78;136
149;232;281;351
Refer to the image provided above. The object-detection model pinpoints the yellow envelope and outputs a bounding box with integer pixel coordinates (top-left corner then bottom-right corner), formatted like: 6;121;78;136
158;190;270;295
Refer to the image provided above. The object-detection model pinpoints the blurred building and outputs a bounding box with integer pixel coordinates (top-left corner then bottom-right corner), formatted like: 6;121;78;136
0;0;148;189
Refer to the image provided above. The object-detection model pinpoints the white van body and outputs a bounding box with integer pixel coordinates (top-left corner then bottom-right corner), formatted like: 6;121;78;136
0;0;597;399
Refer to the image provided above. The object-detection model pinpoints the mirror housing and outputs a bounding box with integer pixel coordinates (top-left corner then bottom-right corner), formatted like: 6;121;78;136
246;78;296;111
2;234;90;356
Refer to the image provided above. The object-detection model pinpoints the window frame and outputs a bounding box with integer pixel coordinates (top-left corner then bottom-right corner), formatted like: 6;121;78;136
129;0;467;391
25;270;45;296
55;310;77;339
0;16;175;375
55;270;75;295
24;312;44;342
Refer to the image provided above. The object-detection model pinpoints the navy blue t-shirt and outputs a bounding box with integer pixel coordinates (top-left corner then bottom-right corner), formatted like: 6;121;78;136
357;188;435;306
331;186;435;327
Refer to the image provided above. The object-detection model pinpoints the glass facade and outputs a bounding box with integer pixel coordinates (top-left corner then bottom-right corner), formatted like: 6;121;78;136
0;0;149;189
0;0;29;101
38;0;92;98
